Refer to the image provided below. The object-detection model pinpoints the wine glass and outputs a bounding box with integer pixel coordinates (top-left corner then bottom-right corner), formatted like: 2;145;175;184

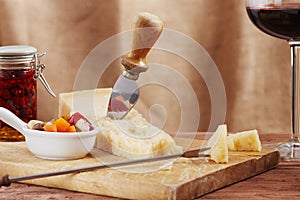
245;0;300;161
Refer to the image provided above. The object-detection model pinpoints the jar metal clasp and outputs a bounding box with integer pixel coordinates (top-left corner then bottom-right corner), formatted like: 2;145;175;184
33;53;56;97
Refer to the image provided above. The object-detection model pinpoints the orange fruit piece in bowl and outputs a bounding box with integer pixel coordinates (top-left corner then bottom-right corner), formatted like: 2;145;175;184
54;117;71;132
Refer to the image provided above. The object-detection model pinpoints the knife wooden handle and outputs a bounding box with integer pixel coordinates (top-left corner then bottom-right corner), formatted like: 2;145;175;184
122;12;163;73
0;174;11;187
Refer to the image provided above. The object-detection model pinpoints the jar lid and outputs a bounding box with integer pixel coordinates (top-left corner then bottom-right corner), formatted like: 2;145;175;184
0;45;37;56
0;45;38;64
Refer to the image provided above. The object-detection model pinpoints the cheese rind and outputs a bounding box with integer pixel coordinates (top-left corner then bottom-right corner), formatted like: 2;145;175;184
58;88;112;122
227;129;262;152
206;124;228;163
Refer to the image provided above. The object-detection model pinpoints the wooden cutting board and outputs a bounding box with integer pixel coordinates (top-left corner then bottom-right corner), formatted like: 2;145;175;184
0;139;279;200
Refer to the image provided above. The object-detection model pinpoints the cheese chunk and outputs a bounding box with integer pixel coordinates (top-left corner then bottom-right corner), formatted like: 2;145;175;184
58;88;112;122
97;109;183;159
58;89;182;159
227;130;262;152
206;124;228;163
227;134;235;151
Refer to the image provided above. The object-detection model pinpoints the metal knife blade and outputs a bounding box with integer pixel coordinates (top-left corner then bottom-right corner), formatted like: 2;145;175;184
108;12;163;119
107;72;140;119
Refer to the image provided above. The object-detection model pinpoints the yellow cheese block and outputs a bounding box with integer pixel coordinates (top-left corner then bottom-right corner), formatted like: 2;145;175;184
58;88;112;122
206;124;228;163
58;89;182;159
227;129;262;152
97;109;183;159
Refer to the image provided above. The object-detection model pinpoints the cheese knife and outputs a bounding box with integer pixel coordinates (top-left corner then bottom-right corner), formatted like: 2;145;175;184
0;147;210;187
107;12;163;119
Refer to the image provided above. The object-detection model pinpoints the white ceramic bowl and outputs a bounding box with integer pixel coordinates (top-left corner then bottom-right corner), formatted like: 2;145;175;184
0;107;99;160
23;127;99;160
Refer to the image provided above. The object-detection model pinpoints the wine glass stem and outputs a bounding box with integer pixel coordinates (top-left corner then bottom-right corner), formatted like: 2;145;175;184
290;41;300;143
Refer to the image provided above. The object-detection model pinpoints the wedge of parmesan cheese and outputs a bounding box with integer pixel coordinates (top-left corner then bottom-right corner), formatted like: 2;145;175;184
206;124;228;163
58;88;182;159
97;109;183;159
227;129;262;152
58;88;112;122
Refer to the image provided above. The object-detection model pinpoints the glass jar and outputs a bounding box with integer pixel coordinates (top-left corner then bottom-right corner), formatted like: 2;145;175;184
0;45;55;142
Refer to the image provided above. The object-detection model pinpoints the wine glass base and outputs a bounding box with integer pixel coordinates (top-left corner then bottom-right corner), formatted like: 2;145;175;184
276;140;300;161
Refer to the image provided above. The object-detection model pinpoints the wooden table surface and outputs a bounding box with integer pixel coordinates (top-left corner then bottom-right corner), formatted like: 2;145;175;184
0;133;300;200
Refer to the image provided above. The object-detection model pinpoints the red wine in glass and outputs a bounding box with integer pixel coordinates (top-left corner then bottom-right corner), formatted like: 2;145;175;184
246;5;300;40
246;2;300;161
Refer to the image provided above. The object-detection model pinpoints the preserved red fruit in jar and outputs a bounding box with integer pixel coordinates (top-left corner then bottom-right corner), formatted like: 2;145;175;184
0;45;55;142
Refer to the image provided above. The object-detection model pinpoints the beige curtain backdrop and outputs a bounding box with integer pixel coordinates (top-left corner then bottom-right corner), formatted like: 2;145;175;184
0;0;291;134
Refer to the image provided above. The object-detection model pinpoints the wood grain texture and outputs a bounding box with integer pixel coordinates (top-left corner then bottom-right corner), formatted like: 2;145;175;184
0;134;299;200
2;162;299;200
0;134;279;200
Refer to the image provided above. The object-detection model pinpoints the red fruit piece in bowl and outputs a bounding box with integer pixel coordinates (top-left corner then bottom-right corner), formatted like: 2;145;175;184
68;112;94;131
